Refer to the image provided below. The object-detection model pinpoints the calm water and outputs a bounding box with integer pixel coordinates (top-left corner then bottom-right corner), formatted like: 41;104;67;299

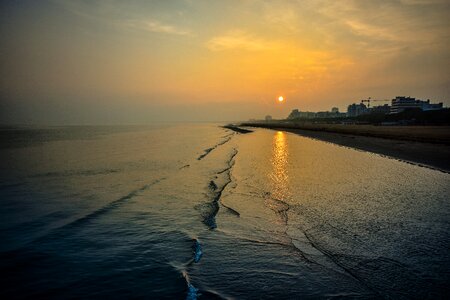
0;124;449;299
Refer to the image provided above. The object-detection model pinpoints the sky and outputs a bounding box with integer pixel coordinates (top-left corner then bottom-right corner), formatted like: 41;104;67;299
1;0;449;124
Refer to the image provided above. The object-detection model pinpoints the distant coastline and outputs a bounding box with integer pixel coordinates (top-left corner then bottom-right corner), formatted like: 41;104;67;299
222;125;253;134
240;122;450;173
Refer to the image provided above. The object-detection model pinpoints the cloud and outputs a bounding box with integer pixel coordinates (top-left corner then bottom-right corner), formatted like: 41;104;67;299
130;20;191;36
262;3;299;31
344;20;398;41
311;0;449;52
55;0;192;36
400;0;448;5
206;30;272;51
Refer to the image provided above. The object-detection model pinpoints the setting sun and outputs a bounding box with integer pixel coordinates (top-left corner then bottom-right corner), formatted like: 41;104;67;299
278;96;284;102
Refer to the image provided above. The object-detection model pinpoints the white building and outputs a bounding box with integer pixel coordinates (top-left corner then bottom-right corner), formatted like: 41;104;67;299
390;96;443;114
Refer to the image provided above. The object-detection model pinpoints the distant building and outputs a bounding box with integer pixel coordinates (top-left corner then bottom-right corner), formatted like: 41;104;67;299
265;115;272;121
315;111;345;118
328;107;345;118
390;96;422;114
315;112;325;118
300;111;317;119
287;109;316;119
422;100;444;111
347;103;368;117
287;108;345;119
370;104;390;114
287;109;301;119
390;96;443;114
316;111;330;118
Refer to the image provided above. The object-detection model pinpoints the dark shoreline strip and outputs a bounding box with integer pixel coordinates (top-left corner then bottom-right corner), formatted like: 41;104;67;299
244;124;450;173
241;123;450;144
222;125;253;134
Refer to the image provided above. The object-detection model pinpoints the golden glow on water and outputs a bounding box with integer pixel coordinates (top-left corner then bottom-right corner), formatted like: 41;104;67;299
270;131;290;200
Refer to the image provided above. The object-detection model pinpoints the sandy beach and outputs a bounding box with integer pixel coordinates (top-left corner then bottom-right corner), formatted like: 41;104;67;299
241;123;450;173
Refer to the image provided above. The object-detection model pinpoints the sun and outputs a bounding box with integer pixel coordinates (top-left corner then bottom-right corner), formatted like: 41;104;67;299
278;96;284;102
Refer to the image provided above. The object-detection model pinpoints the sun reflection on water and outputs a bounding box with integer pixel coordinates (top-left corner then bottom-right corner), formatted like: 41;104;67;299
270;131;290;200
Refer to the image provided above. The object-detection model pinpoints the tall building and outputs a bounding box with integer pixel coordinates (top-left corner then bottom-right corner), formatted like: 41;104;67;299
347;103;368;117
390;96;443;114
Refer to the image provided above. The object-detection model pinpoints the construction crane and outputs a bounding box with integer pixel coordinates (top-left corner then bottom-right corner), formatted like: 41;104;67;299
361;97;390;108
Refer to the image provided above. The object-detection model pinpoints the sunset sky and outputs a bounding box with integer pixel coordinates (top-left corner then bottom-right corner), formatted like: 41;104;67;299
1;0;449;124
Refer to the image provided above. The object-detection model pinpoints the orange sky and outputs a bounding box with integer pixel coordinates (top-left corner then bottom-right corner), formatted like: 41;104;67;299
1;0;449;124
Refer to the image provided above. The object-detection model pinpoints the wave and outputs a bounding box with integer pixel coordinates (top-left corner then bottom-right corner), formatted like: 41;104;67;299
197;133;234;160
198;149;239;229
22;178;166;248
221;203;240;217
180;270;198;300
181;238;230;300
193;239;202;263
261;193;376;291
30;168;122;178
286;203;428;298
261;193;380;287
61;178;165;228
180;238;203;300
209;180;218;191
264;195;290;225
186;282;198;300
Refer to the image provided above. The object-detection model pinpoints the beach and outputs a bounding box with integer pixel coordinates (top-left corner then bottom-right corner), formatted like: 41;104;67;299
1;124;449;299
241;123;450;173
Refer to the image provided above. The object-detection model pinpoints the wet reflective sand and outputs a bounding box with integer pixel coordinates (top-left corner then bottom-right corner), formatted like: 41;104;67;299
1;125;448;299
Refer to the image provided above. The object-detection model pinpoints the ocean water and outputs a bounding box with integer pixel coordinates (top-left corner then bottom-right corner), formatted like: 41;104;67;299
0;124;449;299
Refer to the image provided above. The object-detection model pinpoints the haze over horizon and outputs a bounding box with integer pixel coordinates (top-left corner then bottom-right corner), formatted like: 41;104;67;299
1;0;449;125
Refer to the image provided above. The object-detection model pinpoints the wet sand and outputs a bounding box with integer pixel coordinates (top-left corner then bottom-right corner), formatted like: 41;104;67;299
241;124;450;173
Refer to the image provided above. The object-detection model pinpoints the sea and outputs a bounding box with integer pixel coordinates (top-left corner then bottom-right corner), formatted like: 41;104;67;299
0;123;449;299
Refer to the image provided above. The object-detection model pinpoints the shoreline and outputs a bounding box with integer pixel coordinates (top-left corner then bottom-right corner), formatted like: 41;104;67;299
241;124;450;173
